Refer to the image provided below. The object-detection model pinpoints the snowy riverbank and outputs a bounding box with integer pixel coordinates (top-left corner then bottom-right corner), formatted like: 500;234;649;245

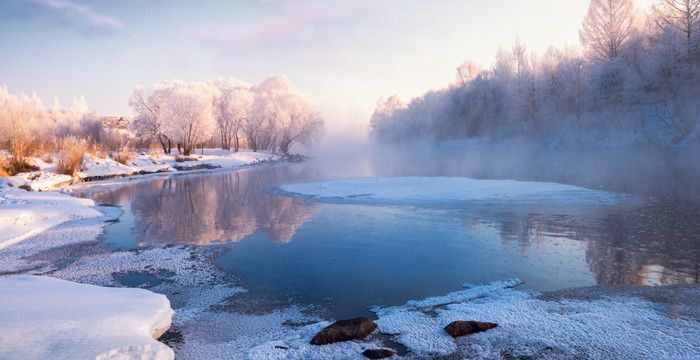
0;173;697;359
6;149;280;191
0;185;102;250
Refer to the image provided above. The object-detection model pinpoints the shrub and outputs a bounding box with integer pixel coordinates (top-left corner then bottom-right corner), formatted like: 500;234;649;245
0;149;39;176
56;136;88;176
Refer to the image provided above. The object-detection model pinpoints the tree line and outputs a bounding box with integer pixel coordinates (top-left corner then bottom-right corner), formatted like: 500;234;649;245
130;75;323;156
370;0;700;146
0;74;323;176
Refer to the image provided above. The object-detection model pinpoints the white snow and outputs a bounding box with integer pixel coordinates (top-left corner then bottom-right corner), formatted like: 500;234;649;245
6;171;73;191
371;280;700;359
0;275;174;360
7;149;281;190
0;184;102;250
278;176;624;205
80;153;138;179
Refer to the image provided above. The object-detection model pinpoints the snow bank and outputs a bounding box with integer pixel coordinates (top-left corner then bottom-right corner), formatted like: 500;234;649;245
80;153;139;180
0;185;102;249
8;149;281;190
5;171;72;191
0;275;174;360
179;149;279;169
371;280;700;359
278;176;624;205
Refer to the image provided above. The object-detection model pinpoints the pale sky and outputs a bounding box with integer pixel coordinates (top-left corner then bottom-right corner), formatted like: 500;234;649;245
0;0;655;136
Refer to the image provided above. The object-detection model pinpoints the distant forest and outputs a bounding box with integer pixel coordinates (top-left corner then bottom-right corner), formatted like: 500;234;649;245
370;0;700;146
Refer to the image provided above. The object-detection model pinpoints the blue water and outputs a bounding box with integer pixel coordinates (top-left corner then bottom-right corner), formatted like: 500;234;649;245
86;153;699;319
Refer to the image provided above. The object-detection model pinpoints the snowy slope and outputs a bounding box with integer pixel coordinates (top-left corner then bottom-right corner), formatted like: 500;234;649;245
278;176;623;205
0;185;102;250
0;275;174;360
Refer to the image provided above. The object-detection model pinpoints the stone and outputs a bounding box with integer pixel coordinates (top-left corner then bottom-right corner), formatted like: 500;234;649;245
362;348;395;359
443;320;497;338
310;317;377;345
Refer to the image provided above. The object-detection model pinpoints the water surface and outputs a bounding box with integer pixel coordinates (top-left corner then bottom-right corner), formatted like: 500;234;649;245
86;148;700;318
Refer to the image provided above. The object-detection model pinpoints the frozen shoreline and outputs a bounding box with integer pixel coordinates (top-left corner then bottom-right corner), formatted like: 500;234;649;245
0;150;286;249
0;170;697;359
6;149;281;191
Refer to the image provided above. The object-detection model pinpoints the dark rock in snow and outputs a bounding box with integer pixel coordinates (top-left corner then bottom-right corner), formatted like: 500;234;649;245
443;320;497;338
362;348;395;359
310;317;377;345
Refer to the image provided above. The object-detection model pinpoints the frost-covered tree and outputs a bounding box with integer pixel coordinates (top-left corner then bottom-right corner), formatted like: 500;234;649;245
246;75;293;152
455;60;482;85
210;77;254;151
129;75;322;154
276;93;324;154
159;81;218;156
580;0;637;61
652;0;700;57
369;96;407;141
129;85;173;153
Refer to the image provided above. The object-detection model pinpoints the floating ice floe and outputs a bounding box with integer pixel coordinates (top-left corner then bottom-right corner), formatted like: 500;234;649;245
0;275;174;360
278;176;625;205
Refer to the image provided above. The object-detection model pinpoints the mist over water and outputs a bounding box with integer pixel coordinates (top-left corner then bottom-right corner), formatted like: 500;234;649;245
87;141;700;319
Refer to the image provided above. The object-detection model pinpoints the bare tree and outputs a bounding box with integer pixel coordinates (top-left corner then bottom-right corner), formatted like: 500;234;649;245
652;0;700;57
580;0;636;61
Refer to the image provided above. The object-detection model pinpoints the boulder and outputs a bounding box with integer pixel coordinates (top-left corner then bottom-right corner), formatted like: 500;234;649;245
310;317;377;345
443;320;497;338
362;348;395;359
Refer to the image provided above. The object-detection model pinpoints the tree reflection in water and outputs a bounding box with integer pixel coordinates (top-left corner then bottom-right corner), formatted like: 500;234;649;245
465;203;699;286
93;168;318;246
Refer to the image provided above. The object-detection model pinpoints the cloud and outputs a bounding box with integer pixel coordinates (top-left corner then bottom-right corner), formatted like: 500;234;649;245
188;1;350;48
21;0;124;31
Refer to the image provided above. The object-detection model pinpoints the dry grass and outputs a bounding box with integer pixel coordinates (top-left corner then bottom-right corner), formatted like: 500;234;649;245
1;149;39;176
0;155;10;177
89;143;109;159
111;147;134;165
149;142;164;159
56;136;88;176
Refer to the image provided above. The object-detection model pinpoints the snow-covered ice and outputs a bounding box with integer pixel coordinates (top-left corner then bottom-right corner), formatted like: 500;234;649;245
0;275;174;360
0;184;102;250
278;176;624;205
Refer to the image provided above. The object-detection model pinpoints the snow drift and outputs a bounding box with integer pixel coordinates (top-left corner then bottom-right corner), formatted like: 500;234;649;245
0;275;174;360
0;185;102;249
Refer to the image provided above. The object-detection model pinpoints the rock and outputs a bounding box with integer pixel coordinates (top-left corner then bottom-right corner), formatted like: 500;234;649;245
310;317;377;345
443;320;497;338
362;348;395;359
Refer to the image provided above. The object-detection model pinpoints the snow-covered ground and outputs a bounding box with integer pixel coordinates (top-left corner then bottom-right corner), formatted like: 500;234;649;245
0;275;174;360
370;280;700;359
278;176;624;205
5;149;280;190
0;183;102;250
